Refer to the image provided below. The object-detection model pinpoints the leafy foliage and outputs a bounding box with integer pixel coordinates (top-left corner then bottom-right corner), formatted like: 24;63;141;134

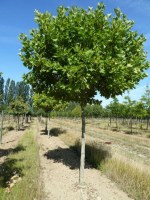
33;93;57;112
8;96;29;115
141;85;150;117
19;3;149;106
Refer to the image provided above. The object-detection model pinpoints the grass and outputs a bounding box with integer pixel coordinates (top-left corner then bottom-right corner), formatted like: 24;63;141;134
86;117;150;136
53;117;150;167
73;139;111;168
101;157;150;200
0;125;41;200
147;133;150;138
58;127;150;200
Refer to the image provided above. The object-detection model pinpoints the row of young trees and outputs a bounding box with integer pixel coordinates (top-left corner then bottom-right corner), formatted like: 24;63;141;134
19;4;149;185
51;86;150;120
0;74;34;143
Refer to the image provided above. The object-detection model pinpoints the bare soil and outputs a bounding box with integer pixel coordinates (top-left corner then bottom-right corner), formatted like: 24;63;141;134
37;120;133;200
0;119;135;200
0;126;28;165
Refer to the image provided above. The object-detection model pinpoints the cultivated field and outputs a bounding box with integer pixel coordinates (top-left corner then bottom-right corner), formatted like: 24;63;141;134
0;117;150;200
48;117;150;200
51;118;150;167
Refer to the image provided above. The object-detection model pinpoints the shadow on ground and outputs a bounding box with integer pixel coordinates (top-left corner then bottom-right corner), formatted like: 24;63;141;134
40;127;66;136
0;158;24;187
50;128;67;136
44;146;92;170
0;144;25;158
18;125;29;131
0;144;25;187
40;129;47;135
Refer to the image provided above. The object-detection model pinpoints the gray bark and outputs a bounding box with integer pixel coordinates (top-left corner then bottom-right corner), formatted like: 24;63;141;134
45;116;48;134
79;106;85;186
17;115;20;131
48;112;50;137
130;118;133;134
146;118;149;130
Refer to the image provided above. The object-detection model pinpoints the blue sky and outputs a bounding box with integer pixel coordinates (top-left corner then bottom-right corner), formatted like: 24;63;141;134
0;0;150;106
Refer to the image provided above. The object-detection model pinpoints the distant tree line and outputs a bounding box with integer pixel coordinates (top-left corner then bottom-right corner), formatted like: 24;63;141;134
1;72;150;132
0;73;33;114
51;86;150;123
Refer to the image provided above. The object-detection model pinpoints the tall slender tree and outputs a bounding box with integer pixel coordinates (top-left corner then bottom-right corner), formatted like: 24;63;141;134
0;74;4;110
33;93;57;134
8;96;29;131
106;97;120;128
7;80;15;104
4;78;10;105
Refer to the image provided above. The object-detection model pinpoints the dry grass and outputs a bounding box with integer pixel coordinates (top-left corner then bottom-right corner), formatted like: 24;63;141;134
101;157;150;200
53;118;150;167
55;118;150;200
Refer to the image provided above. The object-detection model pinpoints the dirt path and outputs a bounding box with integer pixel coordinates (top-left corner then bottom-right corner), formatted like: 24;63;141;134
0;124;29;164
37;121;133;200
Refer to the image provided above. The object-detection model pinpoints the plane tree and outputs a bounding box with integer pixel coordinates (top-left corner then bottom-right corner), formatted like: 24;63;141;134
132;101;147;130
33;93;58;135
8;96;29;131
141;85;150;129
106;97;121;128
19;3;149;185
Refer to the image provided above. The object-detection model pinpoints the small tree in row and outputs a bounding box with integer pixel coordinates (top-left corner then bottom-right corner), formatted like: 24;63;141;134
141;85;150;129
33;93;57;135
8;96;29;131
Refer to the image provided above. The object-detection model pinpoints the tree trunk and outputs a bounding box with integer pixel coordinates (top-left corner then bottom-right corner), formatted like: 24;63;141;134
79;106;85;186
45;116;48;134
146;118;149;130
0;111;4;144
130;117;132;134
48;112;51;137
22;115;24;127
116;115;118;128
25;113;27;123
17;115;20;131
26;114;28;123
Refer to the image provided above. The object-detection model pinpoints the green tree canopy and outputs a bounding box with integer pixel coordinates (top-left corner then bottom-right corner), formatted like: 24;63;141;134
19;3;149;185
19;3;149;106
132;101;147;119
8;96;29;115
33;93;57;112
106;97;120;117
141;85;150;117
123;95;136;118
